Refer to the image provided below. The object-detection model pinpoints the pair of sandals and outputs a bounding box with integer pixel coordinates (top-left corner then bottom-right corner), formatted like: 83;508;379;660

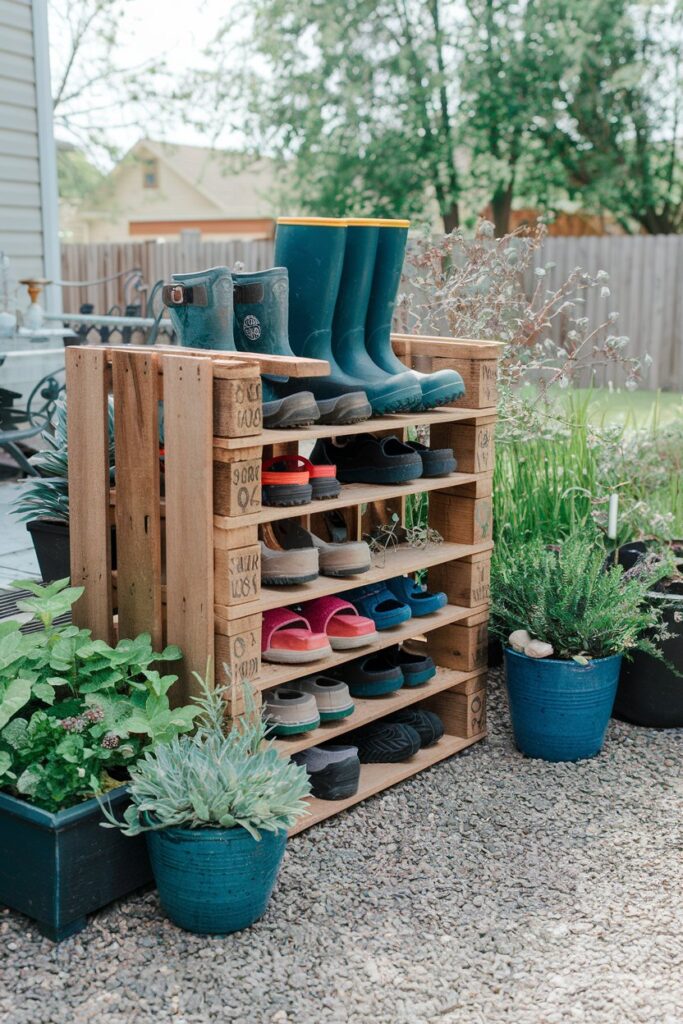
262;455;340;507
262;597;378;664
261;521;371;585
345;575;447;630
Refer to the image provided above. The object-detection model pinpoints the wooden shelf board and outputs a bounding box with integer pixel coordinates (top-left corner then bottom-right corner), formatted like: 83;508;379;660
248;602;488;691
274;665;482;756
290;730;487;835
216;539;493;620
214;404;497;452
214;471;483;529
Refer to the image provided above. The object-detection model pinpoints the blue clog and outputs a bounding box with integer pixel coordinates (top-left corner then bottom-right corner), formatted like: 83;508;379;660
344;582;412;630
386;576;447;617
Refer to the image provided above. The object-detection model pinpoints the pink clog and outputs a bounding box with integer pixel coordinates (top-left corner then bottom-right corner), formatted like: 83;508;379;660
262;607;332;664
298;596;378;651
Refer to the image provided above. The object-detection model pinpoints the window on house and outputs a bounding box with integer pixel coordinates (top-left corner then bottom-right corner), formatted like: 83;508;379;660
143;159;159;189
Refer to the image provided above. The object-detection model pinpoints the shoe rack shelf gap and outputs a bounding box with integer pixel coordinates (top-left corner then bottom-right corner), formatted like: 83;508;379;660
66;336;501;833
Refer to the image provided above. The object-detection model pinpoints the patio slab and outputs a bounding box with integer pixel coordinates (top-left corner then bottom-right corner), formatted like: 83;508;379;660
1;671;681;1024
0;478;39;588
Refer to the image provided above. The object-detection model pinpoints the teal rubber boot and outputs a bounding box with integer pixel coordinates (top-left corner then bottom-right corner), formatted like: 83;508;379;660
232;267;319;427
365;222;465;409
164;266;319;428
233;267;368;426
274;218;411;417
331;219;422;413
165;266;234;349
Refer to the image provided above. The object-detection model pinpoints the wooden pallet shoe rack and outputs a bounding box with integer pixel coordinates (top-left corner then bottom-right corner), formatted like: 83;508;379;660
66;336;501;834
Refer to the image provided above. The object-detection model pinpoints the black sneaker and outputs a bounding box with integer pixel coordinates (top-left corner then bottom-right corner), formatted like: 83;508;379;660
385;709;444;748
347;721;421;763
292;744;361;800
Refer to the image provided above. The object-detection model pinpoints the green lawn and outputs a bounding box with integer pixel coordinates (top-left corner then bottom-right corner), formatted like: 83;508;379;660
519;384;683;429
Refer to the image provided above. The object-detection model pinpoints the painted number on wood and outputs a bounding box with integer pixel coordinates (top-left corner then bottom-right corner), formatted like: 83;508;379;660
229;548;260;602
232;461;261;512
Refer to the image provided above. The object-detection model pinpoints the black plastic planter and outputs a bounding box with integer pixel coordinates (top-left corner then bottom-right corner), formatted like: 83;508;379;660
26;519;117;583
0;787;151;941
611;541;683;728
613;593;683;728
26;519;70;582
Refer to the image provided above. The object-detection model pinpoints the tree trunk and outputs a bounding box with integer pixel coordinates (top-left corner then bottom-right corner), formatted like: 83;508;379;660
491;184;514;236
442;203;459;233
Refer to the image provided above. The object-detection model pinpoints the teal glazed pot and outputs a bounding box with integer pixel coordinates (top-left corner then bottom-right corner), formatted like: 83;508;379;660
504;648;622;762
145;824;287;934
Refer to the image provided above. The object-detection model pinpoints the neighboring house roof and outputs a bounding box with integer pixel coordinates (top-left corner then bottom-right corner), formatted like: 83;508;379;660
115;138;281;220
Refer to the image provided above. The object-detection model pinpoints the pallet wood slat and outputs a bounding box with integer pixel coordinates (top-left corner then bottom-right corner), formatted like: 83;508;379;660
111;350;163;648
66;347;113;642
214;539;493;619
162;353;215;702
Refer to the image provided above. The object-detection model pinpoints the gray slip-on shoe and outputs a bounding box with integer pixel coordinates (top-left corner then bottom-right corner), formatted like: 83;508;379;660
260;541;319;585
263;688;320;735
295;675;355;721
270;520;371;578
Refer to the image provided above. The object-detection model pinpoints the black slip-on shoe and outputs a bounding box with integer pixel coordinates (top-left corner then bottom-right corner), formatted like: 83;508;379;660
405;441;457;477
329;651;404;697
293;744;361;800
310;434;422;485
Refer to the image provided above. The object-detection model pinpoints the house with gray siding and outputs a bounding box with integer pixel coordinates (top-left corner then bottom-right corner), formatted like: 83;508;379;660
0;0;60;308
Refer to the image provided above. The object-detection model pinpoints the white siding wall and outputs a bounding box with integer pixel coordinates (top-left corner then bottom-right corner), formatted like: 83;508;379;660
0;0;45;283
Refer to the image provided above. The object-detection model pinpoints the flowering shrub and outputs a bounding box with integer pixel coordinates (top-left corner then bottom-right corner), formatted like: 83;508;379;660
399;221;645;437
0;578;198;812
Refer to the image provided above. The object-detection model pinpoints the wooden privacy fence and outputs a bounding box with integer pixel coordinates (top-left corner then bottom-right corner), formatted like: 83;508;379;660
61;234;683;390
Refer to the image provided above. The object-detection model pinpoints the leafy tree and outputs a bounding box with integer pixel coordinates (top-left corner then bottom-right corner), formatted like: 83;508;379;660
548;1;683;234
203;0;464;230
48;0;184;166
204;0;681;234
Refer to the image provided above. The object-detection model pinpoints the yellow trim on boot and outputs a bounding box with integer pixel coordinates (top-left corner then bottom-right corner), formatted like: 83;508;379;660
345;217;411;227
277;217;346;227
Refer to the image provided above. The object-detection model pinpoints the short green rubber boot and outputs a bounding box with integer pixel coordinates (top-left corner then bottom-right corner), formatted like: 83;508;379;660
274;217;407;417
164;266;234;349
164;266;319;428
331;219;422;413
365;221;465;409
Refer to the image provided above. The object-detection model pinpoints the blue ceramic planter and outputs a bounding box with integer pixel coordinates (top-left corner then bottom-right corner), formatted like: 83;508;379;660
504;648;622;762
145;824;287;934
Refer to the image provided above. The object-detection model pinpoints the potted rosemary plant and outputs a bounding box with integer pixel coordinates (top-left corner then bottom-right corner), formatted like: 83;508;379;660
12;398;115;581
491;535;671;762
103;676;311;935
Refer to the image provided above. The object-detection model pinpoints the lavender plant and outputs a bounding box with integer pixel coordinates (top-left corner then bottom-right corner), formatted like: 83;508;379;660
102;676;311;839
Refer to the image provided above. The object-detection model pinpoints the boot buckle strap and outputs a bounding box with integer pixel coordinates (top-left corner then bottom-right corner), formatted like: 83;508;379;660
162;284;208;307
234;282;264;304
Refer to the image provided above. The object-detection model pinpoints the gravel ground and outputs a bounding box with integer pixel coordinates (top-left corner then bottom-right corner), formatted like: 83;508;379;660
1;669;682;1024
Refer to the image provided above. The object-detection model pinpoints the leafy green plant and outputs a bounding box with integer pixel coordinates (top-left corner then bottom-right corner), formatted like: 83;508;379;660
490;534;673;661
102;676;311;839
0;578;198;811
12;398;115;524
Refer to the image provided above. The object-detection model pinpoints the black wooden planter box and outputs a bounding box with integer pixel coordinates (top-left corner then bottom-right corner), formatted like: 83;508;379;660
0;787;151;941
